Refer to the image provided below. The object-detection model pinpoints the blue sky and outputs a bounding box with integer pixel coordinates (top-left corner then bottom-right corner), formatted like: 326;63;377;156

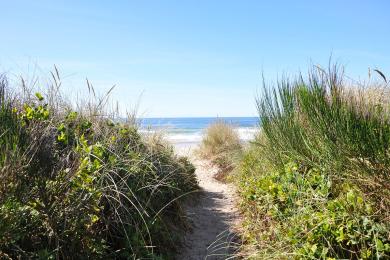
1;1;389;117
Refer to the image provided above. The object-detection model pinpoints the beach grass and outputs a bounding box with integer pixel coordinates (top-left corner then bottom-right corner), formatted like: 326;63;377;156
197;120;242;180
0;71;198;259
235;65;390;259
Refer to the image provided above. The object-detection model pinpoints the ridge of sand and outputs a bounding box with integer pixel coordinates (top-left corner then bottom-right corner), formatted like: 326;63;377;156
176;146;240;260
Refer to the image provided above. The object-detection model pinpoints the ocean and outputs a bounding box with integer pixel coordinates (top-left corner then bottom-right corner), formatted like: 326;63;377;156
138;117;259;145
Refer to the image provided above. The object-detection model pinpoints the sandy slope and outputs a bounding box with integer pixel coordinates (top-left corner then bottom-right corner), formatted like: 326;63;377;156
176;146;240;260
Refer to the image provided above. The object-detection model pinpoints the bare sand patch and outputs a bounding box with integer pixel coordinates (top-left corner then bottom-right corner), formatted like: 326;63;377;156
176;145;241;260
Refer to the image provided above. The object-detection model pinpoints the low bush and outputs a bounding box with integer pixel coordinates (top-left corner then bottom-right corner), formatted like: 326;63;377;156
0;73;198;259
237;147;389;259
235;66;390;259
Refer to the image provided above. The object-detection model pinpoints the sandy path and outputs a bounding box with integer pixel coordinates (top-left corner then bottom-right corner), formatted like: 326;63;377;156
176;147;240;260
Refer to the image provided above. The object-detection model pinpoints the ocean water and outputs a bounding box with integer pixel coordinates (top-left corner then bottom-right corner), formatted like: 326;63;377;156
138;117;259;145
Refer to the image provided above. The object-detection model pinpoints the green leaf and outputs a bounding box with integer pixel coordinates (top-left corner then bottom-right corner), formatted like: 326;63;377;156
311;244;317;253
376;238;384;251
35;92;44;101
91;214;99;223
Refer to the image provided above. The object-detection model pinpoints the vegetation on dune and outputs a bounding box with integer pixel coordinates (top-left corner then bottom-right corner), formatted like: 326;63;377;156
3;62;389;259
235;66;390;259
197;121;242;180
0;73;198;259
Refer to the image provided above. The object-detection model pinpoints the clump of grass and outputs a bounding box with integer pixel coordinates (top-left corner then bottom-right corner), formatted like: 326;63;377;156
0;71;198;259
235;65;390;259
198;121;242;180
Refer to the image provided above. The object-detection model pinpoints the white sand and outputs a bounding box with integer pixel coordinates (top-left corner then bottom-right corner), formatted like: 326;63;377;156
175;143;241;260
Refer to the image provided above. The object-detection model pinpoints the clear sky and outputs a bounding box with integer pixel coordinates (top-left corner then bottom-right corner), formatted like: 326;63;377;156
1;1;389;117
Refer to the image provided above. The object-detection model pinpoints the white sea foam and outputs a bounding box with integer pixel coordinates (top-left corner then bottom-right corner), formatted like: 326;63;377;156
140;127;258;145
166;127;257;144
236;127;258;141
166;132;203;143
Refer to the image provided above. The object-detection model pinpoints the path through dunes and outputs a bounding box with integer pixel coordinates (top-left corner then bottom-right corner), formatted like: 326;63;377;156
176;151;240;260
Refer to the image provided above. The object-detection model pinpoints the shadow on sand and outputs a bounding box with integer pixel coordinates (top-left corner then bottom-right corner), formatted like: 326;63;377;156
177;188;240;260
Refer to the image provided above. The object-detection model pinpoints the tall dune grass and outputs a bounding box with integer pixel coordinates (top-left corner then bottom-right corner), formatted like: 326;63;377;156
0;71;198;259
258;66;390;206
198;121;242;179
236;65;390;259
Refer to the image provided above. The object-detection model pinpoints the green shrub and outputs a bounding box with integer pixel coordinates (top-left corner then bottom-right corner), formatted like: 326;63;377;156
237;147;390;259
0;74;198;259
235;66;390;259
257;66;390;208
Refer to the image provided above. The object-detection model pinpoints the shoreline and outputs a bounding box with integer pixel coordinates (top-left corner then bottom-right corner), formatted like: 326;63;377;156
140;126;258;145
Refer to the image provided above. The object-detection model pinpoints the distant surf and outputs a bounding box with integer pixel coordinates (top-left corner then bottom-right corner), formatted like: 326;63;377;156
138;117;259;145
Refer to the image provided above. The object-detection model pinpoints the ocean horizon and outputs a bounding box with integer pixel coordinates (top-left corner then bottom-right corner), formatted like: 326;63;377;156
138;117;259;144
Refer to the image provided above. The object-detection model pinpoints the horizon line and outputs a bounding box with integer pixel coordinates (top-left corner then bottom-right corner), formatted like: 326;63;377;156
137;116;258;119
